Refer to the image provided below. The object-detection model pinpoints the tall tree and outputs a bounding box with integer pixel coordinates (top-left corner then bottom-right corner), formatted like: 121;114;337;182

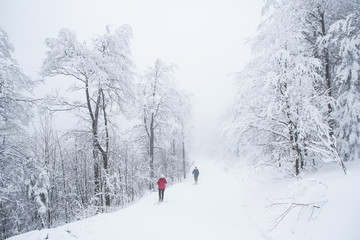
42;25;134;208
172;91;192;179
0;28;35;239
136;59;191;187
302;0;359;137
327;13;360;161
226;0;347;175
137;60;175;188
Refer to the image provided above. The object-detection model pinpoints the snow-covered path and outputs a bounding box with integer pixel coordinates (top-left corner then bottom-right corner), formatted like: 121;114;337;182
9;159;263;240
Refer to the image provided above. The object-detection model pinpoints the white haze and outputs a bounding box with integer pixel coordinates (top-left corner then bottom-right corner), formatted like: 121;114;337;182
0;0;262;155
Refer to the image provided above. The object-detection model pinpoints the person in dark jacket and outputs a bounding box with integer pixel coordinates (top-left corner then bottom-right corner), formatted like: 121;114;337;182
157;175;167;202
192;167;199;184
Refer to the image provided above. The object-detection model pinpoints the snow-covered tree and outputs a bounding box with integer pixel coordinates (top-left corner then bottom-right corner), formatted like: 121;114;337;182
226;0;346;175
326;13;360;161
300;0;360;139
172;91;192;179
299;0;360;163
0;28;35;239
0;28;33;139
42;25;134;208
135;59;191;188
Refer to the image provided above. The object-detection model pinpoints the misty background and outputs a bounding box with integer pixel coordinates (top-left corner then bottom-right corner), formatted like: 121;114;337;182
0;0;262;155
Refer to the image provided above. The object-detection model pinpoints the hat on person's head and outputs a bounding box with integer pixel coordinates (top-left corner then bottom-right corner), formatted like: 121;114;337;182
161;175;165;178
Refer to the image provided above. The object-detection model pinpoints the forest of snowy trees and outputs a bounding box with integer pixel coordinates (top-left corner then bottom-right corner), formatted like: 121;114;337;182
1;0;360;239
226;0;360;176
0;26;192;239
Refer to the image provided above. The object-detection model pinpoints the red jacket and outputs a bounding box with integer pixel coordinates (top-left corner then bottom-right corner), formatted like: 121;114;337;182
157;178;167;189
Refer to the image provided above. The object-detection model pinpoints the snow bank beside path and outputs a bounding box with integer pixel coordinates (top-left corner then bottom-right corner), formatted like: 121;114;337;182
232;161;360;240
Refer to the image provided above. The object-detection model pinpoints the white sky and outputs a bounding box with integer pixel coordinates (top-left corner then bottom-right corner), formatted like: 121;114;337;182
0;0;262;154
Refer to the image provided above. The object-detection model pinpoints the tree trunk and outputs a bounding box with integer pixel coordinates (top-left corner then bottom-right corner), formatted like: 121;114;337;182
131;155;135;202
172;139;176;156
282;73;302;175
182;141;186;179
93;160;101;207
101;89;110;207
148;69;160;189
294;129;302;176
295;155;300;176
59;144;69;223
125;152;128;201
86;83;111;208
149;125;155;190
85;81;102;208
319;10;335;137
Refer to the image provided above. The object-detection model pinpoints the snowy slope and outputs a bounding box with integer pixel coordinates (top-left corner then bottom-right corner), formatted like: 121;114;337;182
8;158;360;240
8;159;263;240
233;161;360;240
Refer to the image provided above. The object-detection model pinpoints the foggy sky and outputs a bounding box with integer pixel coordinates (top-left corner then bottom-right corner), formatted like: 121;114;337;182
0;0;262;155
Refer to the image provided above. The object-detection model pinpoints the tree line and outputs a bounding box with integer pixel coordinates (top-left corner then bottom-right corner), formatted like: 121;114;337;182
0;25;192;239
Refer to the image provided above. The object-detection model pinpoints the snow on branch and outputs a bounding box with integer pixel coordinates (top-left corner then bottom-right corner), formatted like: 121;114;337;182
268;179;328;232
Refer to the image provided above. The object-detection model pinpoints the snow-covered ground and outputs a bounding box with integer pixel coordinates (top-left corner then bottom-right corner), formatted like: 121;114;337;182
230;160;360;240
8;157;360;240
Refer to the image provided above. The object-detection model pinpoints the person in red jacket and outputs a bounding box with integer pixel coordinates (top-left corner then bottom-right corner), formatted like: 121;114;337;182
157;175;167;202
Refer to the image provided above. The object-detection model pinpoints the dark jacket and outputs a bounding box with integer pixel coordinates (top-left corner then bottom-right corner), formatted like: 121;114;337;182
192;169;199;177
